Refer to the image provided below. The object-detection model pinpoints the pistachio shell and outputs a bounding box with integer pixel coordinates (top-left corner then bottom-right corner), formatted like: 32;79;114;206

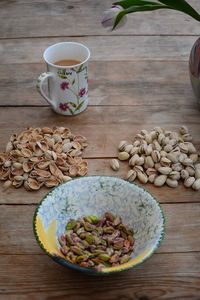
77;166;88;176
172;163;182;172
160;157;171;167
62;142;73;153
45;178;60;187
189;153;198;163
181;169;189;180
146;168;157;176
151;150;160;163
184;177;195;188
160;151;167;158
62;176;72;182
158;167;172;175
166;152;179;163
164;144;173;153
118;152;130;161
4;160;12;168
137;171;148;184
182;158;193;166
27;178;41;190
12;162;22;169
179;125;189;135
182;133;192;142
36;169;51;178
145;156;154;168
69;165;78;177
36;141;49;152
192;179;200;191
124;144;134;154
195;169;200;179
21;148;32;158
179;153;188;163
118;140;128;151
154;175;167;187
126;170;137;182
110;159;120;171
5;142;13;153
179;143;188;154
23;161;34;173
169;171;180;180
3;180;12;190
37;161;50;169
185;166;195;176
166;178;178;188
148;174;156;183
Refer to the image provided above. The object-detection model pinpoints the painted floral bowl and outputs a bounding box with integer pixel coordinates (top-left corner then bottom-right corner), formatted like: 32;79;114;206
33;176;165;275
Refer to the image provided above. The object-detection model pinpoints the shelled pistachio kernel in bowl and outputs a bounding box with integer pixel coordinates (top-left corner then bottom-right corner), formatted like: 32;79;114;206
33;176;165;275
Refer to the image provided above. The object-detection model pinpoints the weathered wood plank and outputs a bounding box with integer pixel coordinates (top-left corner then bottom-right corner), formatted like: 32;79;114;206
0;61;196;106
0;158;200;204
0;203;200;254
0;0;200;38
0;253;199;299
0;36;197;65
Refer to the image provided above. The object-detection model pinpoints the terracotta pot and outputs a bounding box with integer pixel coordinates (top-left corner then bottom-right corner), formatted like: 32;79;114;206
189;37;200;105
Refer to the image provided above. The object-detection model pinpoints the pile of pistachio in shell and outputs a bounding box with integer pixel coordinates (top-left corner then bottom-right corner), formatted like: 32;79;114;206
110;126;200;191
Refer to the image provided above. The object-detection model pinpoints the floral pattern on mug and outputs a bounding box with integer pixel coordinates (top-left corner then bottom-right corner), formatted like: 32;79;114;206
59;103;69;111
60;82;69;90
79;88;86;97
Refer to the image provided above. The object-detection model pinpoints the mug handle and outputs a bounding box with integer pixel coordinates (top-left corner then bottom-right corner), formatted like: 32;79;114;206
36;72;56;109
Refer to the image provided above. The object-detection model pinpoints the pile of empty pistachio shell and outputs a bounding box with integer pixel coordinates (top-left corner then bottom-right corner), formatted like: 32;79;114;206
110;126;200;190
59;212;134;270
0;127;88;191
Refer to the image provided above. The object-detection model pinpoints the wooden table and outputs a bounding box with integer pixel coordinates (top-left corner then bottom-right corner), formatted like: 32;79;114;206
0;1;200;299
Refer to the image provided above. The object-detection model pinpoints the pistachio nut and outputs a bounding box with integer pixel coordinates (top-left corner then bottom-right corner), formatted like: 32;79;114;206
184;177;195;188
166;178;178;188
179;125;189;135
124;144;133;154
195;169;200;179
185;165;195;176
126;170;137;182
154;175;167;187
137;171;148;184
166;152;179;163
118;152;130;161
160;157;171;166
179;143;188;154
110;159;120;171
160;150;167;158
192;179;200;191
182;133;192;142
189;153;198;163
181;169;189;180
158;167;172;175
169;171;180;181
118;140;129;151
151;150;161;163
145;156;154;168
148;174;156;183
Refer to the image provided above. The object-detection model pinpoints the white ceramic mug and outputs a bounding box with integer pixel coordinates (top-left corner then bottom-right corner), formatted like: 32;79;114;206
36;42;90;115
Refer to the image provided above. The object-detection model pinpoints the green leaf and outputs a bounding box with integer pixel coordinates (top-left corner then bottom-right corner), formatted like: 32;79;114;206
77;64;83;73
113;4;169;29
75;101;84;112
158;0;200;22
69;108;74;115
114;0;161;9
72;78;75;85
69;101;76;108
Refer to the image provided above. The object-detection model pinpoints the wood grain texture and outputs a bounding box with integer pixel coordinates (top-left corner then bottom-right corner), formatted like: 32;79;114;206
1;203;200;254
0;0;200;38
0;253;200;299
0;61;196;107
0;159;200;204
0;36;198;65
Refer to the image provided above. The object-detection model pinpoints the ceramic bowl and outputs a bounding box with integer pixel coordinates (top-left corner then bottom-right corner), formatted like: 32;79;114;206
33;176;165;275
